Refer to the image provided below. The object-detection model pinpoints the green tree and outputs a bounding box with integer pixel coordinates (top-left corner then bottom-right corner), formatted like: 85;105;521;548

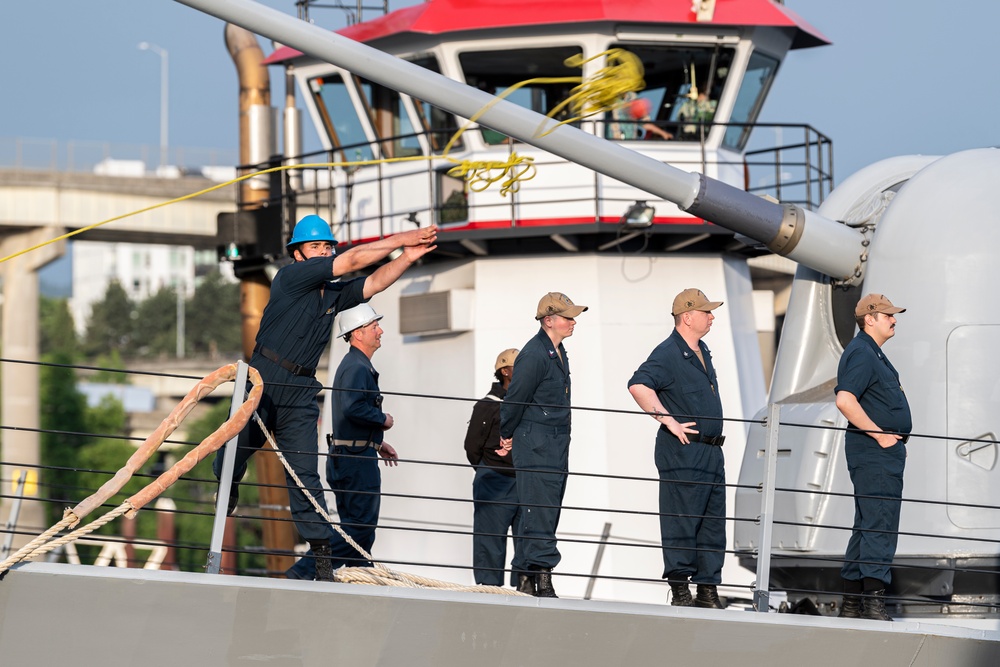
133;286;182;358
39;297;79;358
38;351;90;522
82;281;135;358
187;271;242;358
90;348;129;384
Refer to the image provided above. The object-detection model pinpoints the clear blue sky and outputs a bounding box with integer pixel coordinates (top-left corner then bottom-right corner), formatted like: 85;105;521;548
4;0;998;182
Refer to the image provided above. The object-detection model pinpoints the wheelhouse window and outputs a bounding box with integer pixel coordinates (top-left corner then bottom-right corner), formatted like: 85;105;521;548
356;76;422;158
723;52;779;151
309;73;374;163
606;44;734;142
408;55;462;154
458;46;584;144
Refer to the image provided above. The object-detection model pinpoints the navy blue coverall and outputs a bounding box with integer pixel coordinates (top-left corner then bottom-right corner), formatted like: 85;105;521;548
628;328;726;585
326;345;387;568
285;343;387;579
836;330;912;586
464;382;521;586
500;328;572;573
213;256;366;545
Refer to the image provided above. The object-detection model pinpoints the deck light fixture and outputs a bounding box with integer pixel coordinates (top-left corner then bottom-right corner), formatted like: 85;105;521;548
620;200;655;228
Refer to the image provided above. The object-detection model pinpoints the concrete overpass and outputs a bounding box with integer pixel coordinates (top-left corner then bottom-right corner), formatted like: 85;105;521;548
0;168;233;246
0;168;235;545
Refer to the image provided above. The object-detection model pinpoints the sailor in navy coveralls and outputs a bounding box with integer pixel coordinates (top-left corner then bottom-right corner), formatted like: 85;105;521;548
835;293;911;621
499;292;588;597
628;288;727;609
326;303;399;569
213;214;436;581
464;348;521;587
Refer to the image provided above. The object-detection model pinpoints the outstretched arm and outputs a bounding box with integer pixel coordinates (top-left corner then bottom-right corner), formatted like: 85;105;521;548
332;225;438;276
362;243;437;299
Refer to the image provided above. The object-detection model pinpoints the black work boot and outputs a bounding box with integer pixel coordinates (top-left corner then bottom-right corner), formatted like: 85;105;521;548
669;581;694;606
535;569;558;598
861;589;893;621
214;484;239;516
313;543;334;582
516;573;536;595
694;584;725;609
838;595;862;618
226;485;239;516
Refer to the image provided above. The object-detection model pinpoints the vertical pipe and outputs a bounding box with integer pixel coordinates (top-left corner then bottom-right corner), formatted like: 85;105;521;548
227;22;297;574
155;497;178;570
122;515;137;568
284;65;302;191
754;402;780;613
176;283;185;359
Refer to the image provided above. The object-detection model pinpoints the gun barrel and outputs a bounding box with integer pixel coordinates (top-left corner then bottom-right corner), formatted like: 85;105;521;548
176;0;866;282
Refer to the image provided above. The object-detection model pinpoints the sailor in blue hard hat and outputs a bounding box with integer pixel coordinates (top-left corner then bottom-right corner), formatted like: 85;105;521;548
286;214;337;249
213;214;437;582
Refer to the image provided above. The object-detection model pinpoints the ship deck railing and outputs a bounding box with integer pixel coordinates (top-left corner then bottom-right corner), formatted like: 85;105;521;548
2;357;999;620
221;119;832;257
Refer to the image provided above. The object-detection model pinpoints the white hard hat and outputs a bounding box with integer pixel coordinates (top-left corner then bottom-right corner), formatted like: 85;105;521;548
337;303;383;338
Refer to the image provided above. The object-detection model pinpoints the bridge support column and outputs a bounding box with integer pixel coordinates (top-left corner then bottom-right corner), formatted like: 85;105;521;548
0;228;65;550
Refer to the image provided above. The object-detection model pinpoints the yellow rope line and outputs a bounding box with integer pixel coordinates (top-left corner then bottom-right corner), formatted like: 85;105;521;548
0;49;644;267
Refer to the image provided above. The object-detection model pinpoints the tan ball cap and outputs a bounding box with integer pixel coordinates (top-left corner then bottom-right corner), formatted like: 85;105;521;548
494;348;520;371
855;293;906;318
671;288;724;316
535;292;589;320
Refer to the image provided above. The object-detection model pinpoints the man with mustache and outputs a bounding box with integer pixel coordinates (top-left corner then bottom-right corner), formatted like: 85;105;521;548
835;293;911;621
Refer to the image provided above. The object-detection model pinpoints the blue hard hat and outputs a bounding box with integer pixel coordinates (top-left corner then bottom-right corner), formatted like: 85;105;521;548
287;214;336;248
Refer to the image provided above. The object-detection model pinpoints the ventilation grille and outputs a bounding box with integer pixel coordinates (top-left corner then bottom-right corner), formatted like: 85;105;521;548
399;290;473;335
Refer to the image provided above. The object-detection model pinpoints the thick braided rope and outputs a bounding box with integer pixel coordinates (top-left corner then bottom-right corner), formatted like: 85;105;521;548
0;365;262;575
251;413;527;596
334;566;525;595
0;514;75;574
12;503;132;564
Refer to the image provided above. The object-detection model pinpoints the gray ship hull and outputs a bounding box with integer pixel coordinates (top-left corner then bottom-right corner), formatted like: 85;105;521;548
2;563;999;666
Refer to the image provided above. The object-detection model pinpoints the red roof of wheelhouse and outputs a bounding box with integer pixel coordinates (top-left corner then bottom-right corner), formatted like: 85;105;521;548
264;0;829;64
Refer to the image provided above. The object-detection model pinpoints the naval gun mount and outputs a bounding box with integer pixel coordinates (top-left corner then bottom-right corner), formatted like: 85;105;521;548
177;0;1000;617
733;148;1000;618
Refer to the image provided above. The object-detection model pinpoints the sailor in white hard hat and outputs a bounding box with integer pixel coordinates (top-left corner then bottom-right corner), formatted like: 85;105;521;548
327;304;398;567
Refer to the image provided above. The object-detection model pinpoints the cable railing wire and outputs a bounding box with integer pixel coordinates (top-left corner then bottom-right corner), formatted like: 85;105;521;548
4;355;1000;615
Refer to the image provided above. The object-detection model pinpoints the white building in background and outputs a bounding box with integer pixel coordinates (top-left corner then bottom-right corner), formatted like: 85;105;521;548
68;240;230;335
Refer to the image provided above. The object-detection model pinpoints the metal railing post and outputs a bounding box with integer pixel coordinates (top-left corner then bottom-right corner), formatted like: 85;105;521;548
583;522;612;600
1;471;28;560
754;402;780;612
206;360;249;574
804;126;814;209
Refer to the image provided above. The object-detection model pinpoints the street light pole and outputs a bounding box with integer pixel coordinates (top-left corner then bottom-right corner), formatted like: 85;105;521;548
138;41;169;167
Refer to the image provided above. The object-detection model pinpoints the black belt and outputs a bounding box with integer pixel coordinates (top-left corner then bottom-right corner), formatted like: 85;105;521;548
663;426;725;446
691;433;725;446
259;347;316;377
